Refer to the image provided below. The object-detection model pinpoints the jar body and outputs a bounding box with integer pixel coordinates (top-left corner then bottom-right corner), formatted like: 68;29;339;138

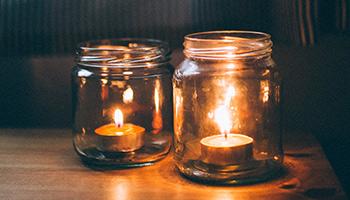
173;31;283;184
72;39;172;167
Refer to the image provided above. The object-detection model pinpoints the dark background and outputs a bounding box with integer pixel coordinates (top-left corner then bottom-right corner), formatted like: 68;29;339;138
0;0;349;194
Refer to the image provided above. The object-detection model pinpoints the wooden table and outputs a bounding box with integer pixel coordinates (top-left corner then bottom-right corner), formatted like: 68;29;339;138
0;129;346;200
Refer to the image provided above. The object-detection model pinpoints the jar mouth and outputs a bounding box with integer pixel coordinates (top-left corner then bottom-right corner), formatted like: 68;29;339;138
184;31;272;60
77;38;171;68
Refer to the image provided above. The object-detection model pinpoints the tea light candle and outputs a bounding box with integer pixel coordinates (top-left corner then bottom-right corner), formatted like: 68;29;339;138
200;104;253;166
200;133;253;166
95;109;145;152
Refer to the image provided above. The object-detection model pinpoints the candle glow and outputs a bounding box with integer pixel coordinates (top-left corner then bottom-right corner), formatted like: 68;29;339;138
214;105;232;134
261;81;269;103
152;79;163;133
200;84;253;165
154;81;160;113
122;87;134;104
114;109;124;128
214;85;236;135
95;108;145;152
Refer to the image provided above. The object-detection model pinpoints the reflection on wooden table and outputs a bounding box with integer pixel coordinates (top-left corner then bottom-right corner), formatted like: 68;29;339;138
0;129;346;199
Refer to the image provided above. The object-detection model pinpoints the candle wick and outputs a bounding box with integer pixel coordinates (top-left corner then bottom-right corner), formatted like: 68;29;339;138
224;133;227;140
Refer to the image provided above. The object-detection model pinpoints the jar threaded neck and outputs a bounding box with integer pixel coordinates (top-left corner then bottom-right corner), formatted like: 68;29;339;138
184;31;272;60
77;38;170;68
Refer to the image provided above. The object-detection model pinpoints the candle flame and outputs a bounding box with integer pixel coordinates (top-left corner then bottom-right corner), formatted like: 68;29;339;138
224;86;236;106
214;105;232;134
114;109;124;128
212;85;236;135
123;86;134;103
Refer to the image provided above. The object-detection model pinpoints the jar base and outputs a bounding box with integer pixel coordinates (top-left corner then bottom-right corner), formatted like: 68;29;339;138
176;159;283;185
74;142;171;169
73;131;172;169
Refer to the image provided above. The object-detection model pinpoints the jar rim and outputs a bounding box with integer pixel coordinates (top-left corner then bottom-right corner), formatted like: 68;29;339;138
76;38;171;68
184;30;272;60
185;30;271;42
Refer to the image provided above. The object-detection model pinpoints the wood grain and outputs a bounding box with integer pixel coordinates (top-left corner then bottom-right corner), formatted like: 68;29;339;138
0;129;346;200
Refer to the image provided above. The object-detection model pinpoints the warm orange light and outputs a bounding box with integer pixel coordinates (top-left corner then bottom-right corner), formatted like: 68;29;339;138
214;105;232;134
123;86;134;103
79;77;86;88
154;81;161;112
96;45;128;50
261;81;269;103
124;53;131;59
263;86;269;102
211;85;236;134
114;109;124;128
101;78;109;101
152;79;163;133
224;86;236;106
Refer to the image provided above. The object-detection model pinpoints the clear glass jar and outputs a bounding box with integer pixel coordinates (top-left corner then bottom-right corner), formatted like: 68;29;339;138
173;31;283;184
72;39;173;167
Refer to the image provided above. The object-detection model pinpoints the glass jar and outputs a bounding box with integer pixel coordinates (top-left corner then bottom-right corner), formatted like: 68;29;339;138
173;31;283;184
72;39;173;167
